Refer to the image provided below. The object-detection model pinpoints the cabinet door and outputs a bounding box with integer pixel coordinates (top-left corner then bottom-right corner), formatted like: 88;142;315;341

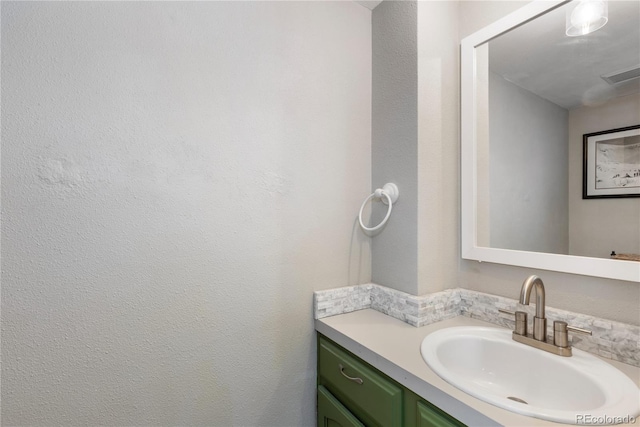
318;336;403;426
317;386;365;427
416;400;466;427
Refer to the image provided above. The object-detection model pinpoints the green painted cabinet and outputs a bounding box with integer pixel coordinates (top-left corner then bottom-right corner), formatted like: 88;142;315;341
404;390;467;427
416;401;464;427
318;385;365;427
318;336;403;426
317;334;466;427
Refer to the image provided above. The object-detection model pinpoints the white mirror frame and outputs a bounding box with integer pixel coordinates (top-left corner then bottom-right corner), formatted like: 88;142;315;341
460;0;640;283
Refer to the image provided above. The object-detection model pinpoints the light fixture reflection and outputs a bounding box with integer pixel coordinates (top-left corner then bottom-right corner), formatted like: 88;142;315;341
566;0;608;37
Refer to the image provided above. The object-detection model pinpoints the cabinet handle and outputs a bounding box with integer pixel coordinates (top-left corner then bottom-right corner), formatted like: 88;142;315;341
338;364;363;385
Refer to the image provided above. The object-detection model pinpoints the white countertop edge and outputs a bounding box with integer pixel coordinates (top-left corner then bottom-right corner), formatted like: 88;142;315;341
315;309;640;427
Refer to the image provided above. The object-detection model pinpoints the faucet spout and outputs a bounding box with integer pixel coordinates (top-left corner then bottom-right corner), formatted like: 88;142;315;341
519;275;547;341
519;275;545;319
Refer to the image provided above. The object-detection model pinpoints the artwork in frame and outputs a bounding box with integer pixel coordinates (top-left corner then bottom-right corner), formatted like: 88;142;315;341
583;124;640;199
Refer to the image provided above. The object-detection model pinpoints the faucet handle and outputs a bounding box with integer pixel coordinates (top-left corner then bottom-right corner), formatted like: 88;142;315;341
567;325;592;335
498;309;528;336
553;321;592;348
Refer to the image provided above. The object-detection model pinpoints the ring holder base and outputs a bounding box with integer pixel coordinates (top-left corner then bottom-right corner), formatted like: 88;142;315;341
381;183;399;205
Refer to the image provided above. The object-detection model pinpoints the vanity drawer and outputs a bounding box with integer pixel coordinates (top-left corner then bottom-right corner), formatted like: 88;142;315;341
318;335;403;427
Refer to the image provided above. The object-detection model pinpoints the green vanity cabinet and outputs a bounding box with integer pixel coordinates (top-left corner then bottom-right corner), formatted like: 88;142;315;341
416;401;465;427
405;390;467;427
317;334;466;427
318;335;403;426
318;385;365;427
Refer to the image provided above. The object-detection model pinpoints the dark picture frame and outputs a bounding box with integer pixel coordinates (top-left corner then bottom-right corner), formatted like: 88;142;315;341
582;124;640;199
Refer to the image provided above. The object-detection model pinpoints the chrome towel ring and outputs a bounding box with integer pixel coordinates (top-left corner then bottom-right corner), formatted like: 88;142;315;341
358;183;399;232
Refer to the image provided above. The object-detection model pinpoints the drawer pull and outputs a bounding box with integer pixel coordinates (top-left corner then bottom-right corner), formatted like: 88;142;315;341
338;364;364;385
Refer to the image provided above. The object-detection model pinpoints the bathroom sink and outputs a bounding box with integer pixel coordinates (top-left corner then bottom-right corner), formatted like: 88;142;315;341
420;326;640;425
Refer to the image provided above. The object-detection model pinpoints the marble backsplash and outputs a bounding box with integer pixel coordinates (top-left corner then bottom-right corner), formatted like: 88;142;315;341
314;283;640;367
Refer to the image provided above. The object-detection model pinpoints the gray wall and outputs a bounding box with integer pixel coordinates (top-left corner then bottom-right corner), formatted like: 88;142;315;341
371;0;460;295
568;93;640;258
371;0;419;294
489;71;569;254
1;2;372;425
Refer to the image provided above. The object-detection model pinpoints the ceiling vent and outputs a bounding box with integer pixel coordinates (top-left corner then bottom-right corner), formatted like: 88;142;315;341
601;64;640;85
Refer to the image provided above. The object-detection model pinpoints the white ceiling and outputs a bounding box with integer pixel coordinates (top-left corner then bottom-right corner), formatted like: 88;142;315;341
489;0;640;110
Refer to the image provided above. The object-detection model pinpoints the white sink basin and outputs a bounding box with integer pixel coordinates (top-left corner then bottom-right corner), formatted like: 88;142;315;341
421;326;640;425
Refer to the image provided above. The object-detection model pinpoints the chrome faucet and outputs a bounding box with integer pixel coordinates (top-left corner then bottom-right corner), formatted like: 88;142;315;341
519;275;546;341
498;275;592;357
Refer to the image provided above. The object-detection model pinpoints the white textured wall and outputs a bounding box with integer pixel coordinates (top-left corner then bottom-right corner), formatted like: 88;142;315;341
1;2;372;425
568;93;640;258
417;0;460;294
489;71;569;254
458;1;639;326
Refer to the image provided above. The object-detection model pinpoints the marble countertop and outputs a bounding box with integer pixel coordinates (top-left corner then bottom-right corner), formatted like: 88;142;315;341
315;309;640;427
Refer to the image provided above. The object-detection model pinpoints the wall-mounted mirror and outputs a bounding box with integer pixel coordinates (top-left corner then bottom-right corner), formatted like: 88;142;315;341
461;0;640;282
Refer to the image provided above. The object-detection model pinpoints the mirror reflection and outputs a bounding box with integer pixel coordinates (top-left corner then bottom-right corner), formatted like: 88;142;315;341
476;0;640;260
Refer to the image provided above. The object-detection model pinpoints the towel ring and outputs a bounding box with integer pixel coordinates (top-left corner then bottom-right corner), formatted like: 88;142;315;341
358;183;399;232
